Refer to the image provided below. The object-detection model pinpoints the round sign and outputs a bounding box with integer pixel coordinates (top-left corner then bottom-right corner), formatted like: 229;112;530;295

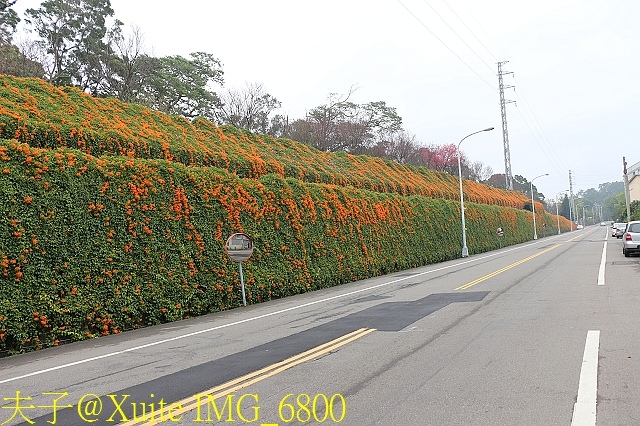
224;233;254;262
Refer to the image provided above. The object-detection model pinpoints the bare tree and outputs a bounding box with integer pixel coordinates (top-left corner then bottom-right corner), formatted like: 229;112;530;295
385;131;419;163
298;87;405;154
468;161;493;182
268;113;292;138
216;82;281;133
0;38;45;77
103;25;153;101
303;88;356;151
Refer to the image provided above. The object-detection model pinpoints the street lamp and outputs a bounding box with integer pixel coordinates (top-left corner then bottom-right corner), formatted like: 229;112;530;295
556;190;568;235
530;173;549;240
457;127;494;257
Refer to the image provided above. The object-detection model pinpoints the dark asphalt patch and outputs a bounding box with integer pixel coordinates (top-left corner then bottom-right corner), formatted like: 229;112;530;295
23;291;488;425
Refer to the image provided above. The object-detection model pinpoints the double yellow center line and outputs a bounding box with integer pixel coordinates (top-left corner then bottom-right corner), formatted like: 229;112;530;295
455;244;561;290
121;328;375;425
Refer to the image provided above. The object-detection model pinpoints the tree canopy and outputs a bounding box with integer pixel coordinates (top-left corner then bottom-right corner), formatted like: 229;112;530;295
2;0;512;185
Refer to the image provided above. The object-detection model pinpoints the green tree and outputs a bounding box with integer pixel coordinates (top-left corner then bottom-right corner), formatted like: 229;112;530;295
24;0;117;87
560;194;571;220
0;1;19;45
484;173;507;190
513;174;545;201
630;200;640;221
604;192;627;222
139;52;224;119
576;181;623;221
0;0;18;10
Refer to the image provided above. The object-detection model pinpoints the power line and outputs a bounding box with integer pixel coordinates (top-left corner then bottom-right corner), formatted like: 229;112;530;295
511;96;567;175
439;0;500;63
512;106;566;178
397;0;579;189
395;0;497;93
512;74;567;171
418;1;567;181
420;0;496;75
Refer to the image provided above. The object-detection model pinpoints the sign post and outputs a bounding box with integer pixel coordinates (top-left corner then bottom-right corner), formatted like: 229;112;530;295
497;227;504;249
224;233;254;307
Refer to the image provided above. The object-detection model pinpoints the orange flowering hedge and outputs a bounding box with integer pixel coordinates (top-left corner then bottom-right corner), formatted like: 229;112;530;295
0;139;572;353
0;75;534;208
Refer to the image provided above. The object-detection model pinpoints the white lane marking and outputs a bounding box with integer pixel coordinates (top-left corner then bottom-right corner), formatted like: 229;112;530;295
571;330;600;426
597;240;607;286
0;234;571;385
597;228;608;285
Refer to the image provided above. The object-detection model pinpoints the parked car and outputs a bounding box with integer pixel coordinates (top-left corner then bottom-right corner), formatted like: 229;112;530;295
622;221;640;257
577;224;584;230
612;223;627;238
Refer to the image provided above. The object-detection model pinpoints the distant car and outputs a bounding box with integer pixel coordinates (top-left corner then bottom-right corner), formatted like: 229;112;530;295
622;221;640;257
600;222;607;226
577;224;584;230
613;223;627;238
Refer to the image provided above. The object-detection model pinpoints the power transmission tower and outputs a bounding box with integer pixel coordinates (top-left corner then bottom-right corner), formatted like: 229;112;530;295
498;61;515;190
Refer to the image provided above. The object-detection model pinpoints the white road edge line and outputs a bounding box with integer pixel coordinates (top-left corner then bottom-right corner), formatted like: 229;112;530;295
571;330;600;426
0;233;573;385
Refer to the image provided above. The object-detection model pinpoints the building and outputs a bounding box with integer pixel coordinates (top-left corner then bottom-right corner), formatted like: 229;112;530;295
628;160;640;202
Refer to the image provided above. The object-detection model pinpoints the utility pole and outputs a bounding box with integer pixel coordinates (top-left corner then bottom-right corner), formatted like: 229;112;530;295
568;170;575;230
498;61;515;190
623;157;632;221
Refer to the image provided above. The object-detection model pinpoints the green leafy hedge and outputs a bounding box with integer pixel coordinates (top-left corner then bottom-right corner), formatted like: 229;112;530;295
0;76;576;355
0;75;533;208
0;140;573;353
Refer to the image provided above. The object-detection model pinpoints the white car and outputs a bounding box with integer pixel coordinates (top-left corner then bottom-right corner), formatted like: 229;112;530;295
613;223;627;238
622;221;640;257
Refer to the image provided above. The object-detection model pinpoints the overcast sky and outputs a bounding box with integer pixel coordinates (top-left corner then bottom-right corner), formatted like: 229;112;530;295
13;0;640;200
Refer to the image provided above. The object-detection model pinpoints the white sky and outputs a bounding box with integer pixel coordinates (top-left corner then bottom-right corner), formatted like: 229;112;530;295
12;0;640;200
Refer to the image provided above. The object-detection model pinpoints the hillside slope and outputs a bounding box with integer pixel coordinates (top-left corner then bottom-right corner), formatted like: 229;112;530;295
0;76;573;354
0;75;532;208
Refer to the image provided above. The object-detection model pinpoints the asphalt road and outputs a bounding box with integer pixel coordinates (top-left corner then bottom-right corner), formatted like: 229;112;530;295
1;225;638;426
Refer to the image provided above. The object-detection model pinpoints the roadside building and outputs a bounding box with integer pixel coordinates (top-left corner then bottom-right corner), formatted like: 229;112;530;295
628;160;640;202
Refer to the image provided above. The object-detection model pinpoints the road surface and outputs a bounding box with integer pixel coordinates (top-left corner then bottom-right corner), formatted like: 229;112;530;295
1;226;638;425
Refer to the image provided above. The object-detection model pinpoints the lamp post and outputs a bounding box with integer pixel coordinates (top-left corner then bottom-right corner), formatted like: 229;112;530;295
530;173;549;240
457;127;494;257
556;190;568;235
